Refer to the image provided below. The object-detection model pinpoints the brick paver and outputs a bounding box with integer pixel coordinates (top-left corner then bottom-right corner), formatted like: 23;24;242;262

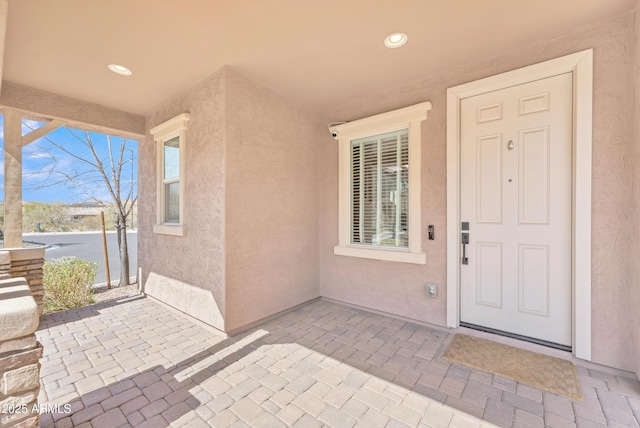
36;296;640;427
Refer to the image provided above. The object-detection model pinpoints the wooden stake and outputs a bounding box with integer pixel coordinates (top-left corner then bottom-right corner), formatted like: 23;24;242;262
101;211;112;289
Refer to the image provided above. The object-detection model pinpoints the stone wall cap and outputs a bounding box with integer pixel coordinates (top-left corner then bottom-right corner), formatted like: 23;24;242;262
4;247;46;261
0;251;10;265
0;282;39;341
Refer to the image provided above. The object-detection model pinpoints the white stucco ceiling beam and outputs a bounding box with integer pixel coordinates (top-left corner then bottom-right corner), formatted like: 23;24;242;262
22;118;65;146
0;81;145;140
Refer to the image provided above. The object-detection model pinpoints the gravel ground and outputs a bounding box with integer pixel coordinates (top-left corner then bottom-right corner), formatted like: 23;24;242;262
92;282;141;303
41;283;141;315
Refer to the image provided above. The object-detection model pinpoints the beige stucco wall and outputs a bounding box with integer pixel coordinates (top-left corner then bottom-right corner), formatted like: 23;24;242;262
224;71;320;332
318;13;637;371
140;69;227;331
633;0;640;379
139;68;320;333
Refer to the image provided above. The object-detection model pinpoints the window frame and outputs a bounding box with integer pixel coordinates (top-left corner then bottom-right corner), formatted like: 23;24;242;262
150;113;190;236
331;102;431;264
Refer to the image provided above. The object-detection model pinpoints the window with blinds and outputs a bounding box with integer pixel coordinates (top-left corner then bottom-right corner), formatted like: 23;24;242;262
332;101;430;263
351;129;409;249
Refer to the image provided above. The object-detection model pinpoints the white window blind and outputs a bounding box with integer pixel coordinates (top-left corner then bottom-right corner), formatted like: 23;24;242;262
351;129;409;249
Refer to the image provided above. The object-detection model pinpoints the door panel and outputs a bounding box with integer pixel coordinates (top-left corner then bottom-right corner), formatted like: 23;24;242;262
519;127;549;224
460;73;572;346
476;134;503;224
476;242;502;308
518;244;549;317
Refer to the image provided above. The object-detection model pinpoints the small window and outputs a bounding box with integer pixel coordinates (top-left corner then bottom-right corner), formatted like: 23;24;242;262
150;113;190;236
331;102;431;264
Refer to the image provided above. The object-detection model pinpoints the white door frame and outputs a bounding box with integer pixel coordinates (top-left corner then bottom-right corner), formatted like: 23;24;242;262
446;49;593;360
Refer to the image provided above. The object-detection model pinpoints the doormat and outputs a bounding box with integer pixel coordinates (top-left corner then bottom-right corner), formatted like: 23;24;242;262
443;334;582;400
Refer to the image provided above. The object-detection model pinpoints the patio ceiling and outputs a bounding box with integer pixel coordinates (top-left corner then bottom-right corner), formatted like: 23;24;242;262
2;0;635;116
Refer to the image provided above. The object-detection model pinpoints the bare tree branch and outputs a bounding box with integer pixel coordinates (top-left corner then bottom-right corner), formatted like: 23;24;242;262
22;122;101;169
23;123;137;286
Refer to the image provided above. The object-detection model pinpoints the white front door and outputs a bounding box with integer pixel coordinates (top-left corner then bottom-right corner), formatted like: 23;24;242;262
459;72;573;347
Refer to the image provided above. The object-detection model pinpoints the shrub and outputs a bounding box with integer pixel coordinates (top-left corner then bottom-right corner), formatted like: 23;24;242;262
43;257;98;314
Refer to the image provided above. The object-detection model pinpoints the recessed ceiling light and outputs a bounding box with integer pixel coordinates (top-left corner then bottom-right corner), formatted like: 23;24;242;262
108;64;132;76
384;33;408;48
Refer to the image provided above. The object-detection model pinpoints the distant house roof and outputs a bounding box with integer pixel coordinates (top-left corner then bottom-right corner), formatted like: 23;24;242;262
63;200;108;217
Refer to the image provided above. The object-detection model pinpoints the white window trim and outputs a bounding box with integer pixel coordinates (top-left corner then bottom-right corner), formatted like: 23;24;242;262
446;49;593;360
150;113;190;237
331;102;432;264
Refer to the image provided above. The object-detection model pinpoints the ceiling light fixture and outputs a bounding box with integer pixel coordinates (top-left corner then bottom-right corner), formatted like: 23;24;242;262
384;33;408;49
108;64;132;76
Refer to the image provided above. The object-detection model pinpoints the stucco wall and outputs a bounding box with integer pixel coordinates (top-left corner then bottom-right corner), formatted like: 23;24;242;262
633;0;640;379
140;69;227;331
318;13;637;371
224;71;320;332
140;68;320;333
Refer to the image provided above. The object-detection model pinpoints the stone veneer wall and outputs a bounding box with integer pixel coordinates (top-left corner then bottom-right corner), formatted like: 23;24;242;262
0;269;42;428
0;252;10;281
0;249;46;315
0;249;46;426
0;334;43;427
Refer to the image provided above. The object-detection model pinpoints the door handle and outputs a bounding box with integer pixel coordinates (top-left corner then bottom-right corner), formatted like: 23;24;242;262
461;232;469;265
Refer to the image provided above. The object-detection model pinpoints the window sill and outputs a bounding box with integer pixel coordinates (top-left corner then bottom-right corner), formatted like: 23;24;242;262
334;245;426;264
153;224;186;236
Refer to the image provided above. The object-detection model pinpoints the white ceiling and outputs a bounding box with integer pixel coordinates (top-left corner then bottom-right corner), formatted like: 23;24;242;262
3;0;635;116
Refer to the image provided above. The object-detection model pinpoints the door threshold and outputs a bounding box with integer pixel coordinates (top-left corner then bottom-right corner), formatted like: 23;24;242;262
459;322;572;352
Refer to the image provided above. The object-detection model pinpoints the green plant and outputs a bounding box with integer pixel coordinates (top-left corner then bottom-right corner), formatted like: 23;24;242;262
43;257;98;314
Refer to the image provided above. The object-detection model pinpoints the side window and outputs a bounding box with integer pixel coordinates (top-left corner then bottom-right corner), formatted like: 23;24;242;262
150;113;190;236
163;136;180;223
331;102;431;264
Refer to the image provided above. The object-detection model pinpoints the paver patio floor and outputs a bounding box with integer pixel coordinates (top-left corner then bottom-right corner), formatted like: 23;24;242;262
36;296;640;427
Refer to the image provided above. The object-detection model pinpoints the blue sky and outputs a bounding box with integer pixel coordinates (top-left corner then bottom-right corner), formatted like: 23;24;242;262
0;116;138;203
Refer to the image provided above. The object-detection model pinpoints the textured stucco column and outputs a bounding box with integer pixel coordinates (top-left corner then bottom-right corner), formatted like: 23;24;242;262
3;109;23;249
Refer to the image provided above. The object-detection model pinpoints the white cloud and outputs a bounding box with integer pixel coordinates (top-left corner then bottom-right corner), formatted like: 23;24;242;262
25;151;53;160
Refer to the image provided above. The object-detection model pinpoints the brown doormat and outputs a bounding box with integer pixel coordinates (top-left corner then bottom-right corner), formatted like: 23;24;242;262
443;334;582;401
